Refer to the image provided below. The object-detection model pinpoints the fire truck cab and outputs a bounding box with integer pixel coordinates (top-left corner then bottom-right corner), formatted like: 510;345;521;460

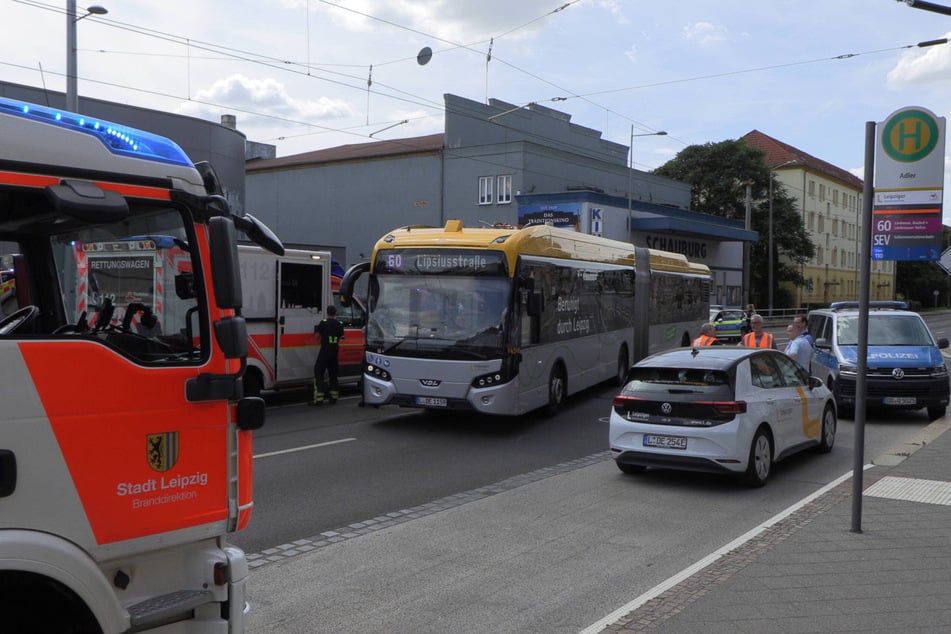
0;97;281;632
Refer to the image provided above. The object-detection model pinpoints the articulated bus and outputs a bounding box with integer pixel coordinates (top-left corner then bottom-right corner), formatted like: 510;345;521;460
340;220;710;417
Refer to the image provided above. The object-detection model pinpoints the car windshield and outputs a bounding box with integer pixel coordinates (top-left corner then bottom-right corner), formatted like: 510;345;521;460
836;314;935;346
622;366;733;398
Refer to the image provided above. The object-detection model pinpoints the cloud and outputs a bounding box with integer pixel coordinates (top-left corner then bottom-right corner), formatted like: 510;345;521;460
177;74;352;124
887;33;951;88
682;21;728;45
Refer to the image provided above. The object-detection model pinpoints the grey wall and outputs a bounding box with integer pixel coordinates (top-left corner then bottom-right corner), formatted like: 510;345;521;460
246;154;443;265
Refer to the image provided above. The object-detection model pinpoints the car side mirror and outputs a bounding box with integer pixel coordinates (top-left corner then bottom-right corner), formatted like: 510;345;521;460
809;375;823;389
938;338;949;349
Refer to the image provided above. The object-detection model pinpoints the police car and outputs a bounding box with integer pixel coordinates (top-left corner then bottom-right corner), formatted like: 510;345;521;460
710;307;747;343
807;301;950;420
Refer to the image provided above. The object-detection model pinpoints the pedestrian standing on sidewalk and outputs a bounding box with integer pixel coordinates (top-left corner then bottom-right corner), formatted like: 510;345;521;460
742;303;756;335
784;321;813;373
312;305;344;406
741;314;775;348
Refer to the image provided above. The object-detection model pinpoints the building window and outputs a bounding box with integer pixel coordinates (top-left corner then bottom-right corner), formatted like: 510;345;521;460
818;246;824;265
819;184;826;201
497;175;512;204
479;176;493;205
833;190;839;206
818;215;824;233
808;180;815;197
808;212;815;230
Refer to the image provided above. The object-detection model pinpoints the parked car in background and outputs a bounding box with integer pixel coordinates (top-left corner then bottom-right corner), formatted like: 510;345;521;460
609;347;836;487
709;307;747;343
807;301;950;420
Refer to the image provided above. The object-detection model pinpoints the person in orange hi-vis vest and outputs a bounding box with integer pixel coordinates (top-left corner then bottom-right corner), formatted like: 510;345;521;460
692;323;722;346
741;314;775;348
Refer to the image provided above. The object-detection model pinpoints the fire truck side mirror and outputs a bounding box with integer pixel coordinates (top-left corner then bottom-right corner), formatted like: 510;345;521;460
236;397;265;431
175;272;196;300
208;216;243;309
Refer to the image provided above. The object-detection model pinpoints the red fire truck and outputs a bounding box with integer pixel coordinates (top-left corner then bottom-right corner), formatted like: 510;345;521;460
0;96;282;632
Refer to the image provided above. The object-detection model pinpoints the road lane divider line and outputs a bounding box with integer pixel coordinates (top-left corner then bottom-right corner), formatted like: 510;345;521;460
254;437;356;459
579;467;868;634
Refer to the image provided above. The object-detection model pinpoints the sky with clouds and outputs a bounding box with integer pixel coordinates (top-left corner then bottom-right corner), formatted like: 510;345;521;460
4;0;951;219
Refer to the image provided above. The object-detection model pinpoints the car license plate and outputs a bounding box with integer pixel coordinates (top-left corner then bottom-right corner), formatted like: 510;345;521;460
643;434;687;450
883;396;916;406
415;396;447;407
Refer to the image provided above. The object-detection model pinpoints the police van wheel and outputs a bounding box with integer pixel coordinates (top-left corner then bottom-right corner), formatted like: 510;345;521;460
927;405;947;420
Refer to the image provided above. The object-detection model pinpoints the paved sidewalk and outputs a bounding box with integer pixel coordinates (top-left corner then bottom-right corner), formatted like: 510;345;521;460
597;417;951;633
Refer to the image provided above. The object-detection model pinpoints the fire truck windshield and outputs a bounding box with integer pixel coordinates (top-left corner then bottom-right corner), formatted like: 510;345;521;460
47;206;205;364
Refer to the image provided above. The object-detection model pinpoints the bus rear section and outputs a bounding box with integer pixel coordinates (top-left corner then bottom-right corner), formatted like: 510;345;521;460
0;97;277;632
351;221;709;417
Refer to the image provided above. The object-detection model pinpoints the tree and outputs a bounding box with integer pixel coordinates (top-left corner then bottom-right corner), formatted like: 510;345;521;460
654;139;815;308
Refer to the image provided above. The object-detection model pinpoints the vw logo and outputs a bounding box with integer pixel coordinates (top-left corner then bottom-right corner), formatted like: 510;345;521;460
892;368;905;380
661;402;672;415
420;379;441;387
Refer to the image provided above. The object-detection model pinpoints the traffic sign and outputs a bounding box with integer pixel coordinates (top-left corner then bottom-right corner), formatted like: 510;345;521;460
873;106;946;261
939;246;951;276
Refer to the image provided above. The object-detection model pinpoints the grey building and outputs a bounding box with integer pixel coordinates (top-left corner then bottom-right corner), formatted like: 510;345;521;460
246;93;756;304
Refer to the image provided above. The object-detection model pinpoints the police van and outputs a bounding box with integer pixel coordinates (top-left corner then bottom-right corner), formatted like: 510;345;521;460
807;301;950;419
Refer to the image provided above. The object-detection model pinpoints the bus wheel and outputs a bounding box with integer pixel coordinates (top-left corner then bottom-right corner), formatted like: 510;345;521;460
543;365;566;418
614;345;629;386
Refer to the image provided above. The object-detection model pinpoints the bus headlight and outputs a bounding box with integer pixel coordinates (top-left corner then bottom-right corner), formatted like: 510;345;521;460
472;372;505;388
365;363;391;381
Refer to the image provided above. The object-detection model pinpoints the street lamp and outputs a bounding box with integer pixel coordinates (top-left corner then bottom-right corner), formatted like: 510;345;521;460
66;1;108;113
627;128;668;237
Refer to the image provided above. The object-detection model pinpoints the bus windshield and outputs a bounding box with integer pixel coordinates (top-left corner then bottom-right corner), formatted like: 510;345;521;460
367;275;511;360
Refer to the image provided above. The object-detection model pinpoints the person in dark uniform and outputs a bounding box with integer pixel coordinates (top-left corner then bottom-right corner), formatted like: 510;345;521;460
312;305;345;406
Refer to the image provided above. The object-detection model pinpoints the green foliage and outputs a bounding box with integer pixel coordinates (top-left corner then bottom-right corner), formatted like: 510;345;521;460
654;139;815;307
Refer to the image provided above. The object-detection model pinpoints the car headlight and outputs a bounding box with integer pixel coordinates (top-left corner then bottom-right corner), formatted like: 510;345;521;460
839;364;858;377
930;364;949;378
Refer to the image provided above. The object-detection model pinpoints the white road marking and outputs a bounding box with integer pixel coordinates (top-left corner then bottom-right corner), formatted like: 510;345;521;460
579;467;868;634
254;437;356;459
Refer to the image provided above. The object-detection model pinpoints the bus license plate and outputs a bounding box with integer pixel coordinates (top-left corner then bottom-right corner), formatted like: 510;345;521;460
643;434;687;450
416;396;447;407
883;396;916;405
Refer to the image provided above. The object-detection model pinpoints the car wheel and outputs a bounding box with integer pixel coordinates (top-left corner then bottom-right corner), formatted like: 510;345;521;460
616;462;646;475
817;404;836;454
743;428;772;488
613;346;629;387
927;405;947;420
542;364;566;418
